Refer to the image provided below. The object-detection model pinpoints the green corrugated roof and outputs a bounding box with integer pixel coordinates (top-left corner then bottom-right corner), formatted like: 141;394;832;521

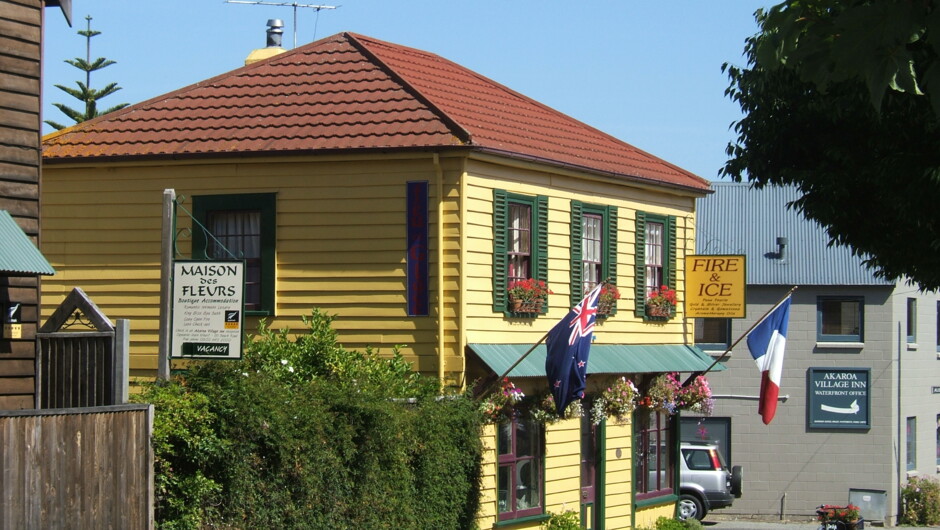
0;211;54;275
469;343;723;378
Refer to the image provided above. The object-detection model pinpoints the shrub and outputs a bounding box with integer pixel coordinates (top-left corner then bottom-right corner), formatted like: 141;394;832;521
901;475;940;526
542;510;580;529
637;516;705;530
134;380;227;529
135;310;483;529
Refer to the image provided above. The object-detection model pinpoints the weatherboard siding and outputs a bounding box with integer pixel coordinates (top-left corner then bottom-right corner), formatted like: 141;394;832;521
461;159;696;347
604;421;634;527
0;0;43;408
41;154;455;377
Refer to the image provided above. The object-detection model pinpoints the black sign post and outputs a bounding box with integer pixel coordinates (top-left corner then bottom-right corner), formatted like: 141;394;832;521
808;367;871;429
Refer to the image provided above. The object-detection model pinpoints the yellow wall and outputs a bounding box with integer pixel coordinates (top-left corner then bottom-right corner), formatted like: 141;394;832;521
477;418;644;530
40;151;701;388
604;420;634;528
634;503;677;529
461;157;697;348
40;154;463;380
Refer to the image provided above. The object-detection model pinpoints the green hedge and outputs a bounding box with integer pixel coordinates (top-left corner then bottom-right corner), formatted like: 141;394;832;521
135;310;483;529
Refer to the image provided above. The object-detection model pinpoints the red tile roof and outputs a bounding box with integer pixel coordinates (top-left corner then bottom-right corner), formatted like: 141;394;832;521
43;32;709;192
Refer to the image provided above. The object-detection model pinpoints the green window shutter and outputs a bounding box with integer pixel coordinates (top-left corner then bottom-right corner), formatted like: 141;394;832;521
493;189;508;311
536;195;549;313
634;211;647;318
666;215;677;290
606;205;618;314
570;200;584;308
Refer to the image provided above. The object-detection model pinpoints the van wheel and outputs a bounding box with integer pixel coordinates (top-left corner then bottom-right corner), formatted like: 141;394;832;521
678;493;706;521
731;465;743;498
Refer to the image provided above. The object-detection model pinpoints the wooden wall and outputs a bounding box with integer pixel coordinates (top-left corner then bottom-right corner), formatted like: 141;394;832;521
461;158;697;346
41;155;452;382
0;0;43;409
40;152;701;389
0;404;154;528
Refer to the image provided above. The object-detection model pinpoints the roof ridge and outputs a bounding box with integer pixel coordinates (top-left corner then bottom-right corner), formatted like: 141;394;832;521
345;32;472;145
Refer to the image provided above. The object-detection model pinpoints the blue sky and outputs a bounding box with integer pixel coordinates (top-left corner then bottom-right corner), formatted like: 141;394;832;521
42;1;771;180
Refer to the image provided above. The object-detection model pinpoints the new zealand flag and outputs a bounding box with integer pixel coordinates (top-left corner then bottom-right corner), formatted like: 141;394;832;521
545;283;602;416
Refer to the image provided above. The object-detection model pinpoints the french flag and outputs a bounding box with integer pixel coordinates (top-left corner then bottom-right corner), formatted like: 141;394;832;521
746;296;792;425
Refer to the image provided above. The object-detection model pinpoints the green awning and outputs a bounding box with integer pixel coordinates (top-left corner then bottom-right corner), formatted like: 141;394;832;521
468;343;724;378
0;211;54;275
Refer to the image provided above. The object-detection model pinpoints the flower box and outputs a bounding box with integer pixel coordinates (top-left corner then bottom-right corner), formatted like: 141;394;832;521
507;278;551;315
597;284;620;315
510;298;543;314
817;504;863;530
646;285;677;320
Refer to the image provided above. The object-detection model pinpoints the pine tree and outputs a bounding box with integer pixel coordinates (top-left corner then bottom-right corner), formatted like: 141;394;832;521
45;15;129;131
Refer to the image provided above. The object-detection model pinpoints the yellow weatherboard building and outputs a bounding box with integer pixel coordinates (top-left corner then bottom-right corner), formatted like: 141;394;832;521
41;32;717;528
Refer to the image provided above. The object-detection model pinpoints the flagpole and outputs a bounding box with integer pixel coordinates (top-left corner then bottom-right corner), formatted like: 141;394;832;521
682;285;798;386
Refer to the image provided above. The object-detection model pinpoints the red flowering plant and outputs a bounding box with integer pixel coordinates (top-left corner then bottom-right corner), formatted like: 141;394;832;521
597;283;621;314
507;278;552;313
816;504;861;525
507;278;552;304
646;284;677;317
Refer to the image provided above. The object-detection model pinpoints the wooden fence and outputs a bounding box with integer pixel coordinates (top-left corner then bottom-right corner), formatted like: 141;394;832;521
0;404;154;529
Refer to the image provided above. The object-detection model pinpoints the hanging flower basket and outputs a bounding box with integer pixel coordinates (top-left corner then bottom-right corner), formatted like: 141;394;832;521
480;378;525;424
529;393;583;424
638;373;680;415
591;376;638;425
676;374;715;416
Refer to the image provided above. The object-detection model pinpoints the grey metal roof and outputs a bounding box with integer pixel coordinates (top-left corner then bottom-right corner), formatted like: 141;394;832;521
696;183;890;286
0;210;54;276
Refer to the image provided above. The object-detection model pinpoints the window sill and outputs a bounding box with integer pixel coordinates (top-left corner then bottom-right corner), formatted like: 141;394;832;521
907;343;918;351
907;470;919;479
814;342;864;351
699;348;731;359
636;493;678;509
494;513;550;527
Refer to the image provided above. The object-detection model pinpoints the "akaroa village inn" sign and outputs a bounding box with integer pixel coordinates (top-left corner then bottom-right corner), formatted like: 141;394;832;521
808;367;871;429
171;261;244;359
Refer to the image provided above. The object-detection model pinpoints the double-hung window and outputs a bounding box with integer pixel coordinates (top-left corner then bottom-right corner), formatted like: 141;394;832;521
816;296;863;343
193;193;276;315
635;408;675;500
907;416;917;471
493;190;548;313
694;318;732;351
570;201;618;308
497;418;543;521
907;298;917;344
635;212;676;319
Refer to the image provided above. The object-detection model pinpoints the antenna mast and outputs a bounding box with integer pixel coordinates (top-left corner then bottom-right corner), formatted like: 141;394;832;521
225;0;339;48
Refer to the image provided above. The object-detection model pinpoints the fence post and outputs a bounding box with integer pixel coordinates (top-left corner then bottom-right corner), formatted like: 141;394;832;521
114;319;130;404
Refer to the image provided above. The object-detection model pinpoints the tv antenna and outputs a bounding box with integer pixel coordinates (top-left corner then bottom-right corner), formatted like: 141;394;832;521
225;1;340;48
